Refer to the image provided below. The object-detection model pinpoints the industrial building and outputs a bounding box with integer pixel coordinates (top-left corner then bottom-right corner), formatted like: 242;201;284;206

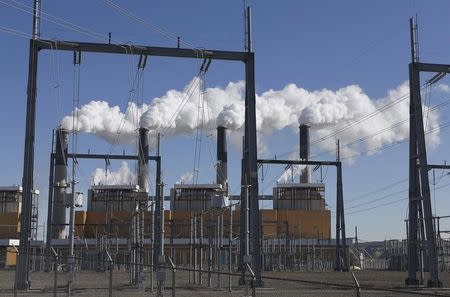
0;120;337;283
54;124;333;273
0;186;39;268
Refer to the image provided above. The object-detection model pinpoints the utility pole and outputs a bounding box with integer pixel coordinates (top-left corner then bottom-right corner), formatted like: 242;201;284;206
16;0;41;289
242;5;263;286
406;17;444;288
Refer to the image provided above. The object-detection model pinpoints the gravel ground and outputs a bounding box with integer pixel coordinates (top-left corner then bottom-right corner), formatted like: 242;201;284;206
1;269;450;296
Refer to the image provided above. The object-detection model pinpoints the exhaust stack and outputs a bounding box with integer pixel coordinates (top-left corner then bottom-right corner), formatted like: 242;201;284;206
138;128;149;194
216;126;228;194
52;128;68;239
299;124;311;183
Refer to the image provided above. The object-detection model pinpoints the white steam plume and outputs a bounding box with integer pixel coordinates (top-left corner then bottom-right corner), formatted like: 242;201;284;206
61;101;148;144
176;172;193;184
62;79;446;162
92;162;136;185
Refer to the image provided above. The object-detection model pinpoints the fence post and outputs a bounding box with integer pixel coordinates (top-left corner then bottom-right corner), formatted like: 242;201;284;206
105;250;113;297
351;272;361;297
51;247;58;297
245;263;256;297
13;245;19;297
166;255;176;297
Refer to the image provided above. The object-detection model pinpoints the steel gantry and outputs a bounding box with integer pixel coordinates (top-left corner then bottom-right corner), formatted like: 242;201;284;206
17;8;264;290
406;17;450;288
257;158;348;272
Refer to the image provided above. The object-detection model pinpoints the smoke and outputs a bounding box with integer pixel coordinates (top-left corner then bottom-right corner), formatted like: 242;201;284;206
62;79;446;162
61;100;148;144
92;162;136;185
277;165;304;183
176;171;193;184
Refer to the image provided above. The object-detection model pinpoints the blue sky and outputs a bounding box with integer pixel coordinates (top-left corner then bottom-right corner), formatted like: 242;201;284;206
2;0;450;241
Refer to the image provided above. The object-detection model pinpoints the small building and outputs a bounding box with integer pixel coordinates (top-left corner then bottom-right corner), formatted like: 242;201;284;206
170;184;223;212
273;183;326;210
0;186;39;240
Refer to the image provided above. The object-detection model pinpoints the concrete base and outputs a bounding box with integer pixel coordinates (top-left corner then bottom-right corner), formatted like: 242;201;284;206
427;279;443;288
405;277;419;286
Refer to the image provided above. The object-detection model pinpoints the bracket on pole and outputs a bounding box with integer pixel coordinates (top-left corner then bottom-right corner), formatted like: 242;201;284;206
73;50;81;65
138;54;148;69
200;58;212;73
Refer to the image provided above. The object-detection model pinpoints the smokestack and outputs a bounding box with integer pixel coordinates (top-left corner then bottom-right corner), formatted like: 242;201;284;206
299;124;310;183
52;128;68;239
138;128;149;194
216;126;228;194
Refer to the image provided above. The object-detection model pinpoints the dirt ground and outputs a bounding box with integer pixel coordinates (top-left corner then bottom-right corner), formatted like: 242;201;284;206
1;269;450;296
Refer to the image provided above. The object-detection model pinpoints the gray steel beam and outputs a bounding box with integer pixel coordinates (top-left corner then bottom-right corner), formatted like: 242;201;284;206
418;63;450;73
66;153;159;161
258;159;340;166
407;62;420;286
426;164;450;171
35;39;248;61
337;162;348;271
154;156;163;271
245;51;263;287
17;38;39;290
412;61;441;287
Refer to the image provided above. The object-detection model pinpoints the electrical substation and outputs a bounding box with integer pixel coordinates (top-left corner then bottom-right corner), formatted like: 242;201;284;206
2;1;450;296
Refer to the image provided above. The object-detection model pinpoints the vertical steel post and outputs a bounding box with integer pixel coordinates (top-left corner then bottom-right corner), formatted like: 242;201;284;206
244;6;262;285
17;37;39;290
199;213;203;285
335;167;342;270
154;157;162;270
411;62;441;287
406;17;420;286
229;207;232;292
17;5;41;287
239;137;247;285
337;162;348;271
45;135;55;271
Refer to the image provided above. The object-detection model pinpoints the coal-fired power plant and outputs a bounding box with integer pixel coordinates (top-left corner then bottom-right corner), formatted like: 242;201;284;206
52;128;68;239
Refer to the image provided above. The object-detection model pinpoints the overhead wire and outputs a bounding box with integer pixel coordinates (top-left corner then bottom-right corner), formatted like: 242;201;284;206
0;0;111;42
347;180;450;216
102;0;198;49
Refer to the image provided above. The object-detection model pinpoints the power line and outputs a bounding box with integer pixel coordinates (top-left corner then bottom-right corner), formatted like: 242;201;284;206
103;0;198;49
312;97;450;160
346;178;408;204
347;180;450;216
310;84;432;146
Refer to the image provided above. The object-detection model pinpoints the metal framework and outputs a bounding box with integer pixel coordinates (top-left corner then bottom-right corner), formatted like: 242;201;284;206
17;7;262;290
257;158;348;271
406;17;449;287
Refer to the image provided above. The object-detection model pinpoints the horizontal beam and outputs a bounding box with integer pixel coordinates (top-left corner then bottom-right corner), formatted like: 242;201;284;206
418;62;450;73
36;39;249;61
62;153;160;161
426;164;450;171
258;159;340;167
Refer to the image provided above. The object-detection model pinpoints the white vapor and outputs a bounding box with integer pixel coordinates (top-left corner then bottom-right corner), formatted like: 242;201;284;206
62;79;446;165
277;165;305;184
92;162;136;185
176;172;193;184
61;101;148;144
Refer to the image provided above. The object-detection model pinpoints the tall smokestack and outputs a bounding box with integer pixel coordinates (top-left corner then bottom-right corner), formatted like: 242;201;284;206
138;128;149;194
216;126;228;194
52;128;68;239
299;124;310;183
